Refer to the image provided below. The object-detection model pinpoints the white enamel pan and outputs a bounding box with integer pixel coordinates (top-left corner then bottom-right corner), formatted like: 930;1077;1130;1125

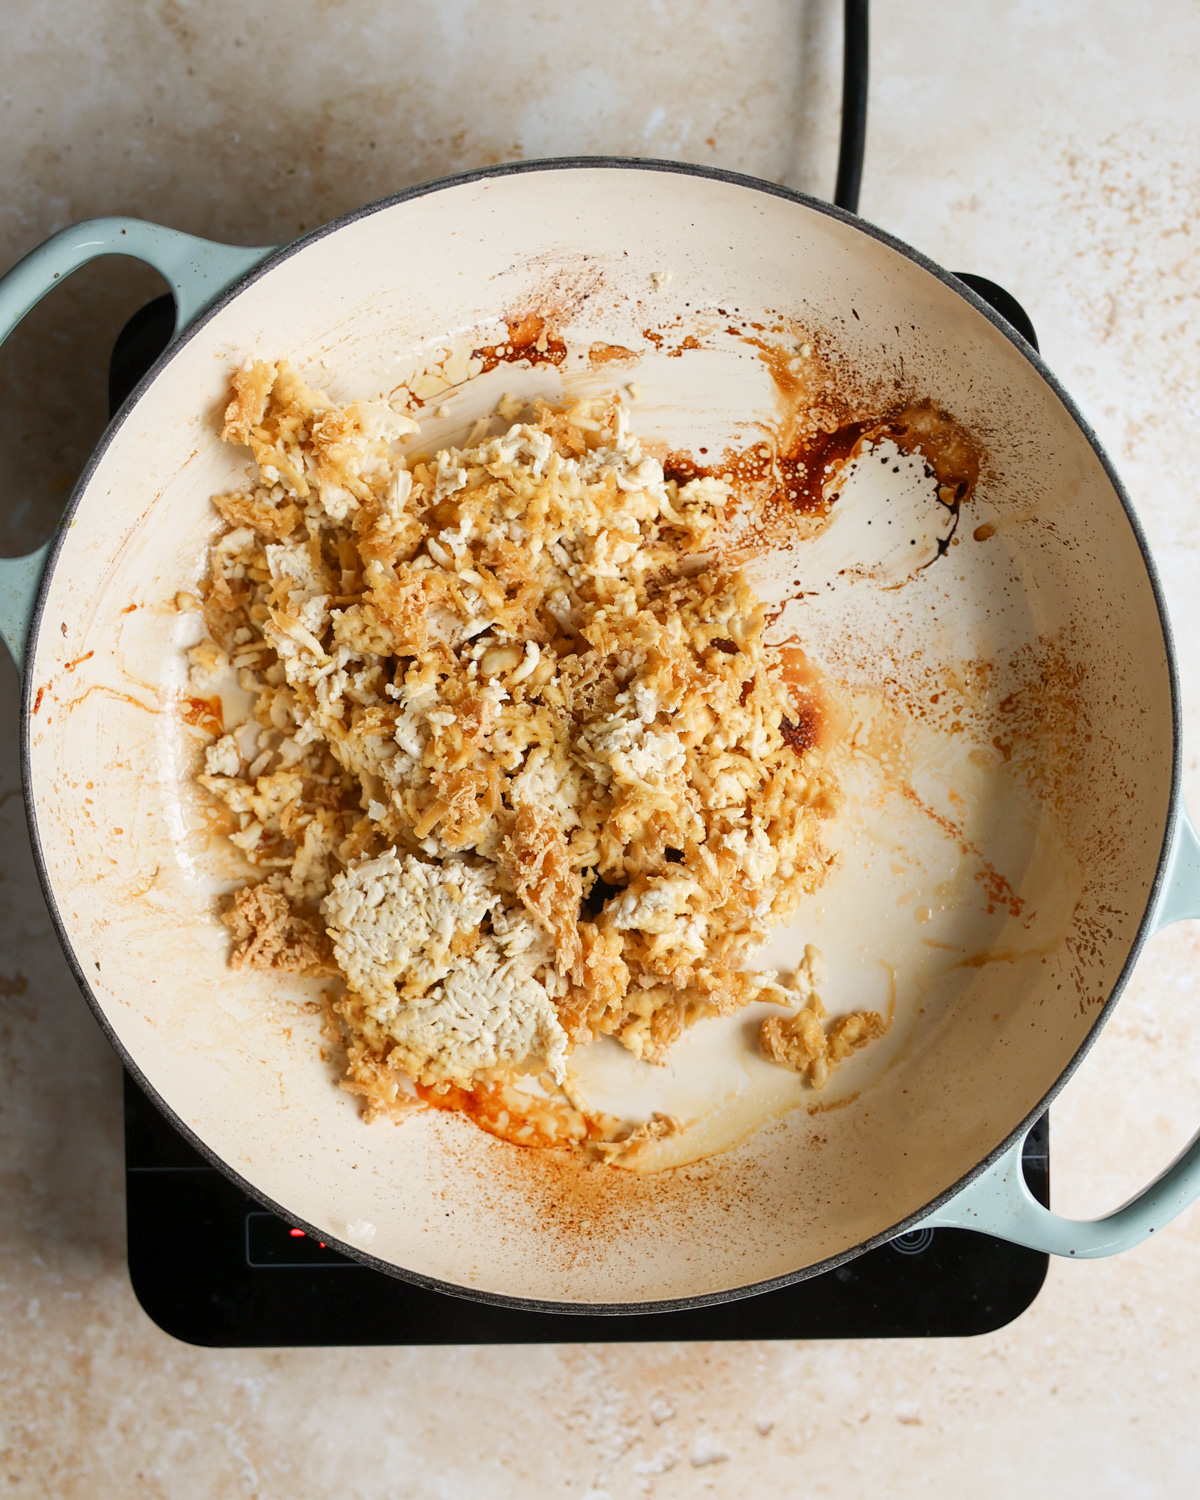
3;161;1200;1312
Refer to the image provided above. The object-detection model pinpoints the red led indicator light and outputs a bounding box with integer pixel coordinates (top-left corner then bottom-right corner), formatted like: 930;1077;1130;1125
289;1228;305;1238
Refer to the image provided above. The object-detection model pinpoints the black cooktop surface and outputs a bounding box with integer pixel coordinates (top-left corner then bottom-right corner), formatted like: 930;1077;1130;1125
126;1070;1049;1346
116;278;1049;1347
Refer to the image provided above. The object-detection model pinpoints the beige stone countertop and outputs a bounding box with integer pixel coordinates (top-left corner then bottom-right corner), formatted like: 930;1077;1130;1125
3;1;1200;1494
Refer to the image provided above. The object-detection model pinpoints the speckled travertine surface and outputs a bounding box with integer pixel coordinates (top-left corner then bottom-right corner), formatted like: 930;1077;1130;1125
2;1;1200;1494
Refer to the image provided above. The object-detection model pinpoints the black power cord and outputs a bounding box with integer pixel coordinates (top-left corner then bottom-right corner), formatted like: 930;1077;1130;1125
827;8;1039;352
834;0;869;213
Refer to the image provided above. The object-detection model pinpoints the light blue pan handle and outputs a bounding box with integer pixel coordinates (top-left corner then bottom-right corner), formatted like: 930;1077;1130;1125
918;804;1200;1256
0;217;274;671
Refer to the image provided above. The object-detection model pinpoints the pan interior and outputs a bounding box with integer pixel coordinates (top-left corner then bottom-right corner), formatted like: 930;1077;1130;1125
25;166;1173;1305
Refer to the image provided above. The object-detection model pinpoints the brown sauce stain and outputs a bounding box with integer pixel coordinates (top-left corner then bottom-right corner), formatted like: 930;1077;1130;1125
670;398;980;555
200;802;239;837
974;522;997;541
472;311;567;375
741;332;827;447
180;694;224;736
883;402;983;564
120;603;139;614
773;424;872;516
660;450;708;487
953;940;1066;970
773;645;842;753
780;707;819;753
665;334;701;359
64;650;94;672
587;342;640;368
890;399;982;502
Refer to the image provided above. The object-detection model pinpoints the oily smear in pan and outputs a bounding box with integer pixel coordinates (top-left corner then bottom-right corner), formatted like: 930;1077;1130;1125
471;311;568;376
870;628;1113;1013
632;309;984;574
664;398;982;566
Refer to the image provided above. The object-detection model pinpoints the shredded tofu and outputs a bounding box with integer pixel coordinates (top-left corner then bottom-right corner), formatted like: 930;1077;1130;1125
222;884;333;975
192;360;883;1131
760;987;885;1089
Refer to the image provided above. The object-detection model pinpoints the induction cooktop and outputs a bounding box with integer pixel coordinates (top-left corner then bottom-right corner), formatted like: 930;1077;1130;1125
115;279;1050;1347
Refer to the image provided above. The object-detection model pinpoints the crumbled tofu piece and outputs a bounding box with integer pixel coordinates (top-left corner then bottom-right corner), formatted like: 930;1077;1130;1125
760;993;884;1089
187;638;230;694
610;874;700;934
382;938;568;1086
324;848;567;1084
223;884;331;974
204;734;241;777
322;849;498;1006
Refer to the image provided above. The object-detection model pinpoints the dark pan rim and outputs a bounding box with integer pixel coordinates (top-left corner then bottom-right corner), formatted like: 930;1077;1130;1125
18;156;1183;1318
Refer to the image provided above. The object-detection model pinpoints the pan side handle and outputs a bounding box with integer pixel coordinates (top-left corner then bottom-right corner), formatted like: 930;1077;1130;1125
0;217;274;671
917;805;1200;1257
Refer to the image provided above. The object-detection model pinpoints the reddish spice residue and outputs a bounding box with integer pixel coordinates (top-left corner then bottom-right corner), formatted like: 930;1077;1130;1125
181;694;224;736
120;603;139;615
33;687;45;714
588;342;640;368
65;683;160;716
665;334;702;359
417;1083;560;1149
416;1080;611;1150
472;311;567;374
64;650;94;673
